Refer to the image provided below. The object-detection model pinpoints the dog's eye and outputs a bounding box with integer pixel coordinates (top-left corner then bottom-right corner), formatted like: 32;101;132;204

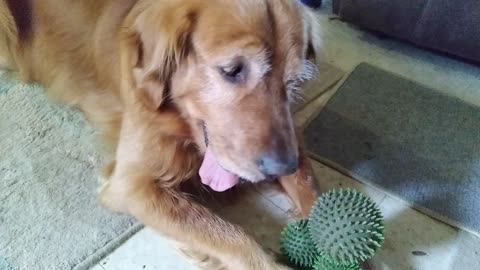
219;63;247;84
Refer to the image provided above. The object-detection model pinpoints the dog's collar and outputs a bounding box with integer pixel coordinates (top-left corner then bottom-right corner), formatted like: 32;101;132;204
201;121;209;147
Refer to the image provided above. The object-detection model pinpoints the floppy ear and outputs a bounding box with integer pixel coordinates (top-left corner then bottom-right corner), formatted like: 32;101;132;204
119;2;197;110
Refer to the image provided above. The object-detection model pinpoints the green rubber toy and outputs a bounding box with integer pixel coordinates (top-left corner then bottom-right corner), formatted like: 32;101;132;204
280;188;385;270
280;219;319;268
313;256;361;270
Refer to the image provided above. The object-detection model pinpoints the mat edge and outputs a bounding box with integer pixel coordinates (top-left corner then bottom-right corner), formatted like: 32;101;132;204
292;64;345;114
73;222;145;270
299;63;358;130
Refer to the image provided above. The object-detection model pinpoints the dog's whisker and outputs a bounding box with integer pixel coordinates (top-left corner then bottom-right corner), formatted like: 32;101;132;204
301;59;319;80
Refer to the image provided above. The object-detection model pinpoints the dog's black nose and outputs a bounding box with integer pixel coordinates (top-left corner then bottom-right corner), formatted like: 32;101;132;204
256;154;299;177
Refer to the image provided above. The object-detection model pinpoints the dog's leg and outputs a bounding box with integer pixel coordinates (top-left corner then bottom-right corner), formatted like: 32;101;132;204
99;112;292;270
100;164;291;270
177;245;226;270
278;128;320;218
0;1;17;71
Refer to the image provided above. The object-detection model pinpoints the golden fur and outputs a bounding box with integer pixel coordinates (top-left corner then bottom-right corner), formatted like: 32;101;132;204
0;0;320;269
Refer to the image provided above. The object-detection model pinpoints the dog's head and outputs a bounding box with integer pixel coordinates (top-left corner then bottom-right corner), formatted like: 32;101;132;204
121;0;317;187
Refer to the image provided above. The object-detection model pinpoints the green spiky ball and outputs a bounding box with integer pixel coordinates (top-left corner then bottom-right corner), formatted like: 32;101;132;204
308;189;385;264
313;256;361;270
280;219;320;268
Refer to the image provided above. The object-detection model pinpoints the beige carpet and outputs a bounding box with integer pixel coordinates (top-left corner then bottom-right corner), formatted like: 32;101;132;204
0;71;141;270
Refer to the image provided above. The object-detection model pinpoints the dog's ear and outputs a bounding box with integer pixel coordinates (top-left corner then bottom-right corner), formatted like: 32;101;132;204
120;2;197;110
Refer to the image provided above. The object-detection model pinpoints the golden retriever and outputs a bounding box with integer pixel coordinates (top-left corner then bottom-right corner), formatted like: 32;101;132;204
0;0;320;269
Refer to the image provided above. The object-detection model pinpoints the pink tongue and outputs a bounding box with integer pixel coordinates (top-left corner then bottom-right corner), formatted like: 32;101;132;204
199;147;240;192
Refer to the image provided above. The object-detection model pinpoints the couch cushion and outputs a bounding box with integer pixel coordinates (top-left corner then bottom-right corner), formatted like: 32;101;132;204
333;0;480;63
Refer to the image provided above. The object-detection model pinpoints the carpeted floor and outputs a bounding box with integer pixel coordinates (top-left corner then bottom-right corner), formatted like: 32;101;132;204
0;72;141;270
304;63;480;237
